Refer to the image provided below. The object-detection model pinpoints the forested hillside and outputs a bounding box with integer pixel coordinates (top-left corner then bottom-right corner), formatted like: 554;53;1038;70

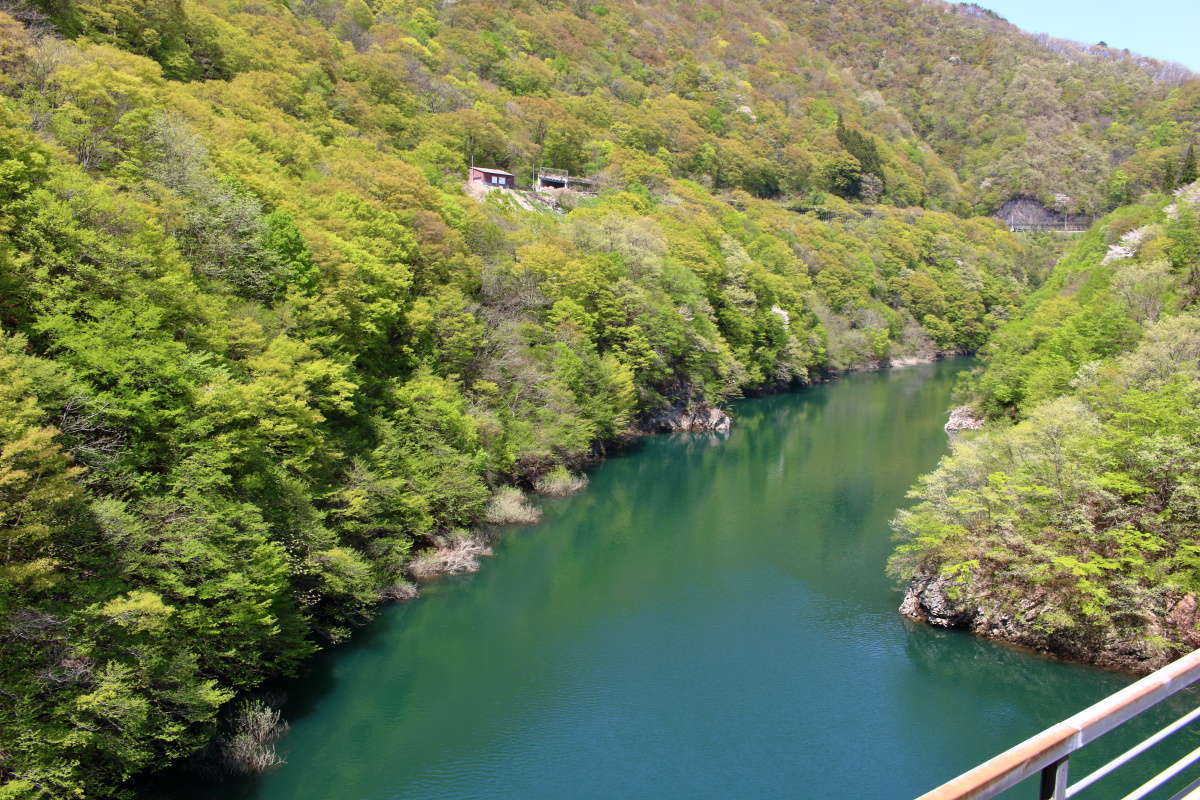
0;0;1196;797
792;1;1199;214
891;183;1200;672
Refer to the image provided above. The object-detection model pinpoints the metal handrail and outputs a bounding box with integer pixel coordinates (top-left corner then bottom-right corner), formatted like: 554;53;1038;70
1067;706;1200;796
917;649;1200;800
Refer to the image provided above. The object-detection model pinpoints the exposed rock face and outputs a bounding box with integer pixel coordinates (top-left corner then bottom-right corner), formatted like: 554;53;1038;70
899;572;977;629
996;197;1090;230
944;406;985;434
642;405;732;433
1166;595;1200;651
899;568;1194;674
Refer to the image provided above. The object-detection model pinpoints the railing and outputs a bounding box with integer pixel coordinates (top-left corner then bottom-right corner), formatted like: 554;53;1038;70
917;649;1200;800
534;168;596;191
1008;223;1091;233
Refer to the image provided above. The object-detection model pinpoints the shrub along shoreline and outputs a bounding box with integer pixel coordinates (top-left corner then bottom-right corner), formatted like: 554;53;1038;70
4;0;1184;794
890;185;1200;675
398;346;958;594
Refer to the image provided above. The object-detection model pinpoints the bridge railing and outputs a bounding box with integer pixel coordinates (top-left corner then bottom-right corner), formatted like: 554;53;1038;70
917;649;1200;800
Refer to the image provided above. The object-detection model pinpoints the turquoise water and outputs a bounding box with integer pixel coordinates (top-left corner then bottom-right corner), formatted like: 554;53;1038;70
164;360;1199;799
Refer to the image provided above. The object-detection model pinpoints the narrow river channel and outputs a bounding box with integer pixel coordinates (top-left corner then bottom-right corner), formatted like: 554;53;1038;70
171;359;1197;799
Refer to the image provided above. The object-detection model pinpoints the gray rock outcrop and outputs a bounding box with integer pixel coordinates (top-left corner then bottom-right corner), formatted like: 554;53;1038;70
899;572;977;629
899;567;1193;674
944;406;985;434
643;406;732;433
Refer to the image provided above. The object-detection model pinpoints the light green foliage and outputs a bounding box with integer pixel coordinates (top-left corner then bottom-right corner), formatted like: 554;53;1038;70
892;196;1200;661
967;203;1197;418
0;0;1191;795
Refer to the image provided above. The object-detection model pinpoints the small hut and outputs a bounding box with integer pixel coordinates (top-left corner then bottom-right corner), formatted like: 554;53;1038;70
468;166;516;188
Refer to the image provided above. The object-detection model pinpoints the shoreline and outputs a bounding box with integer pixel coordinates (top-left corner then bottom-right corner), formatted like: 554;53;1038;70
898;567;1194;675
896;404;1193;677
402;350;968;590
159;355;981;793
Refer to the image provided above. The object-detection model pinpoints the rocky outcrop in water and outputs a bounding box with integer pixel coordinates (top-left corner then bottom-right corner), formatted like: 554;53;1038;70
380;583;420;602
642;405;732;434
886;354;939;368
899;567;1198;674
898;572;978;629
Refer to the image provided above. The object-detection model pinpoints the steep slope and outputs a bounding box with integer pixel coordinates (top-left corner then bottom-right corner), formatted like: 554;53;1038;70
0;2;1045;797
790;0;1200;214
891;184;1200;672
0;0;1192;796
18;0;1200;215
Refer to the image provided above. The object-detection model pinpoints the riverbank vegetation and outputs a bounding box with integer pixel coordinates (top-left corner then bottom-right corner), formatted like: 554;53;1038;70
891;185;1200;671
0;0;1196;796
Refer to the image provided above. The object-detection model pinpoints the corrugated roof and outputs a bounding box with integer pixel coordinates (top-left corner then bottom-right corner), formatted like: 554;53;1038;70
473;167;514;176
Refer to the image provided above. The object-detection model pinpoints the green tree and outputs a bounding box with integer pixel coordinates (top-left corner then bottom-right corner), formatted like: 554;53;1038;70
1181;144;1198;187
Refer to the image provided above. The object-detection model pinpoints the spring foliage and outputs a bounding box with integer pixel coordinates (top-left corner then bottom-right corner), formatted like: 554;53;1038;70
0;0;1193;795
890;188;1200;667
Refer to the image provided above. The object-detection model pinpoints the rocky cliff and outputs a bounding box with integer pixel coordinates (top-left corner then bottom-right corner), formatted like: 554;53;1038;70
899;568;1200;674
641;406;733;434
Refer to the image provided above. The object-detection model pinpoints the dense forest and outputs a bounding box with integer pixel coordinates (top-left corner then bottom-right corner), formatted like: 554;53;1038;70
891;184;1200;672
788;1;1199;213
0;0;1197;797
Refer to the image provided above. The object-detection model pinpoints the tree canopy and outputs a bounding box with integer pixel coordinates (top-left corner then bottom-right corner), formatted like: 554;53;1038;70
0;0;1195;795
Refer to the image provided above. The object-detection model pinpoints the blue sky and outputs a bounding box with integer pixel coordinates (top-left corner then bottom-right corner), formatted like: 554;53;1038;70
979;0;1200;71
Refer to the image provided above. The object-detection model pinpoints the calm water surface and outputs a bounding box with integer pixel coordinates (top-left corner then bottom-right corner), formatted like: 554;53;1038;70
169;360;1199;799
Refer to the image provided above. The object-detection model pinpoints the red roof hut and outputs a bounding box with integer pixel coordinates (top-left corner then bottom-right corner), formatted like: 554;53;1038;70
468;166;516;188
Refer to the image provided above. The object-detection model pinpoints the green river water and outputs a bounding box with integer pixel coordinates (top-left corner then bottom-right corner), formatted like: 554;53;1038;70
166;359;1200;799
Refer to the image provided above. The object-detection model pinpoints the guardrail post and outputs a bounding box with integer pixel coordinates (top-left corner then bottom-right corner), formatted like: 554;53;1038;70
1039;757;1069;800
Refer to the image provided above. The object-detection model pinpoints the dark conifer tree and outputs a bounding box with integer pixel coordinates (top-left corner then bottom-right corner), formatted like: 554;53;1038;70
835;114;885;199
1162;161;1178;191
1181;144;1199;187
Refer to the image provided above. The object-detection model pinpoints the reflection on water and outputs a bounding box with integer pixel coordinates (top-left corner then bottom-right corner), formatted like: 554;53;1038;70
150;361;1199;800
